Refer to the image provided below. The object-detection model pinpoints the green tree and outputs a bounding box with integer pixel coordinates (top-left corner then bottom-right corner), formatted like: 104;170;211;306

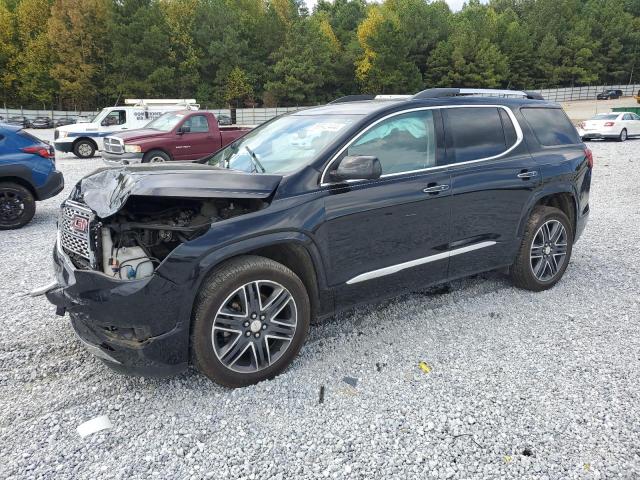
47;0;111;109
355;5;422;94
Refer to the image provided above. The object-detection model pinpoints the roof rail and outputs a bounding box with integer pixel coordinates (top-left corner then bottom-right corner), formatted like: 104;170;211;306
329;95;375;104
413;88;544;101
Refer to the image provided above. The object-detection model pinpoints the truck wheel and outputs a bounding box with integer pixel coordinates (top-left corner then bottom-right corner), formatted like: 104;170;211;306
0;182;36;230
618;129;627;142
191;256;310;388
142;150;171;163
73;139;96;158
510;206;573;292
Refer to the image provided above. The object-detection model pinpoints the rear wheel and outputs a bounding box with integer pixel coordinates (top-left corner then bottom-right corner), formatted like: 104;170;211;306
73;139;96;158
618;129;627;142
142;150;171;163
191;256;310;387
510;206;573;291
0;182;36;230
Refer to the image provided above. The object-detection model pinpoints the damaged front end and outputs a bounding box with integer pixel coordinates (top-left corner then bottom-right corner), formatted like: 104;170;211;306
61;164;280;279
45;163;282;375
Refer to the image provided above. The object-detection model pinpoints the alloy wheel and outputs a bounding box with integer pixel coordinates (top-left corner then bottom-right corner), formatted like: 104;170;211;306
211;280;297;373
0;189;25;224
530;219;568;281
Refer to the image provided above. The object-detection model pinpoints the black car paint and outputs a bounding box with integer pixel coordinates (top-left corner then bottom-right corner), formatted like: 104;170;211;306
46;96;591;376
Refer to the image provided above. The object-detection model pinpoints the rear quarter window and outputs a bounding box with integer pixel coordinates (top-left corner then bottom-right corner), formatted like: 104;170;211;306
521;108;580;146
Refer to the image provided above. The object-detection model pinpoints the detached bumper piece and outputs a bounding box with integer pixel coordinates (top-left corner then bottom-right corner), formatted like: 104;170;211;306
45;243;190;377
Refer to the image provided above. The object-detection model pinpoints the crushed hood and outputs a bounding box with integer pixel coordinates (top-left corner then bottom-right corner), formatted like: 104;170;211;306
78;163;282;218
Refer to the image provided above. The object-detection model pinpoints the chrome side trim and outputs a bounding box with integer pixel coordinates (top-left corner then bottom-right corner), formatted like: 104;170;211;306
319;104;524;186
345;241;497;285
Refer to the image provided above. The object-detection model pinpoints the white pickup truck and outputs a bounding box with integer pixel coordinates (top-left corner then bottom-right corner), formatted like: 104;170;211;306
53;99;199;158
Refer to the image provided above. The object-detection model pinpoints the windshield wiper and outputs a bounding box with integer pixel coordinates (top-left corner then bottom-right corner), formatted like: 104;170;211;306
244;146;265;173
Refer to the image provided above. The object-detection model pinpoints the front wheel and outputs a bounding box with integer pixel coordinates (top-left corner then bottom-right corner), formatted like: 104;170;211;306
510;206;573;292
0;182;36;230
618;129;627;142
191;256;310;387
142;150;171;163
73;139;96;158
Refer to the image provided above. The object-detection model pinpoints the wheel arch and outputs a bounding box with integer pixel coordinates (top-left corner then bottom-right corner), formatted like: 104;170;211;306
185;232;329;327
143;148;172;161
0;175;38;199
518;187;578;240
72;136;98;151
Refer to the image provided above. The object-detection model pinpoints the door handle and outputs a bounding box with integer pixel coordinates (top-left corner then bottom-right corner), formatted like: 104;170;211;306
423;184;450;194
517;170;538;179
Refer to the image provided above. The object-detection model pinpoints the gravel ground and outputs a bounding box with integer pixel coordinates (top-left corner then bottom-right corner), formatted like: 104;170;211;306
1;138;639;479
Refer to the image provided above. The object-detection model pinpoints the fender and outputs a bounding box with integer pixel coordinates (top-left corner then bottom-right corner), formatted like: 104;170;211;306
516;181;579;238
166;231;329;325
0;164;36;195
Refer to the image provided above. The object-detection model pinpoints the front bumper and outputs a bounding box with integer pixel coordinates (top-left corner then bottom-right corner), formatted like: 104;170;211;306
44;237;190;376
35;170;64;201
102;151;144;165
53;139;74;153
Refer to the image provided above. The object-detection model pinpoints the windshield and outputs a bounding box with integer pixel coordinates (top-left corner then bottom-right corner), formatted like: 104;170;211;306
591;114;618;120
206;114;358;174
146;112;186;131
91;109;110;124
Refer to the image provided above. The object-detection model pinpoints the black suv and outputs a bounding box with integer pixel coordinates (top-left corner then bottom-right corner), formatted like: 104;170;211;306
596;89;623;100
41;88;592;387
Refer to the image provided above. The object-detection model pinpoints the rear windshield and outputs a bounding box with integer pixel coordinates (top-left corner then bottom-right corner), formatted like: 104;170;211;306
591;114;618;120
17;130;45;145
521;108;580;146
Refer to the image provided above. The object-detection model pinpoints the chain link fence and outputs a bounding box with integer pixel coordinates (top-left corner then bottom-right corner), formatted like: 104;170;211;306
3;84;639;126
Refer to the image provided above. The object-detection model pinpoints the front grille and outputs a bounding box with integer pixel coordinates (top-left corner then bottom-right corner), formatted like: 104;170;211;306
103;137;123;154
60;202;93;261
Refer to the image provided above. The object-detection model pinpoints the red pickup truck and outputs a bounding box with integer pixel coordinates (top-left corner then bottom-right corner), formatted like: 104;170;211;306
101;111;252;164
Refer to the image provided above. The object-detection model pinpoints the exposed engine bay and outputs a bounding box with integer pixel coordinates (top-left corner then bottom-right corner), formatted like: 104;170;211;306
98;196;265;280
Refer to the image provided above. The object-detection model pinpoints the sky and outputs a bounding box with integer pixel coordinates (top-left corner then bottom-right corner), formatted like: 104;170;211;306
303;0;482;12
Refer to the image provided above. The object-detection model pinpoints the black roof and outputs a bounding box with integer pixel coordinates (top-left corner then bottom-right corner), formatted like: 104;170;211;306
293;96;559;118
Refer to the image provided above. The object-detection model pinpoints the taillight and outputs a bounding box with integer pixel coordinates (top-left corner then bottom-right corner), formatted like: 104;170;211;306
604;122;615;127
22;145;55;159
585;147;593;169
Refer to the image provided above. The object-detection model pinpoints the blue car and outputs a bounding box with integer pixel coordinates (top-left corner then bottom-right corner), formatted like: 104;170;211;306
0;124;64;229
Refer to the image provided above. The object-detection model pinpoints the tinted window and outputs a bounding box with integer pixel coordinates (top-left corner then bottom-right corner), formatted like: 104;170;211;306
499;109;518;147
445;107;507;163
347;110;437;174
632;113;640;121
522;108;580;146
184;115;209;133
623;114;632;121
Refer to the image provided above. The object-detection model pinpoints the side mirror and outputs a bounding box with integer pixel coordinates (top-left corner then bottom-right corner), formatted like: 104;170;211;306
178;125;190;134
329;155;382;182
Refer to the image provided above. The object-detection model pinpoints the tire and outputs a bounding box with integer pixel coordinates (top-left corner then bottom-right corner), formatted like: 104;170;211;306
0;182;36;230
618;129;627;142
142;150;171;163
191;255;310;387
73;139;96;158
510;206;573;292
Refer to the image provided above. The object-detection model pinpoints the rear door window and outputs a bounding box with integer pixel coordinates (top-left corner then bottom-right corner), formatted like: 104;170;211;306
444;107;510;163
521;108;580;146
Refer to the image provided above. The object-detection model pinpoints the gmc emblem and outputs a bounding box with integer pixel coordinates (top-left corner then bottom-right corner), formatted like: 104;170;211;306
71;216;88;233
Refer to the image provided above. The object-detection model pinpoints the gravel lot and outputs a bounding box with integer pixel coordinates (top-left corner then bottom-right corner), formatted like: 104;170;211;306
1;136;639;479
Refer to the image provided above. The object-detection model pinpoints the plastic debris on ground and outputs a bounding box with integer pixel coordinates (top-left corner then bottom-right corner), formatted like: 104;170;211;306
77;415;113;438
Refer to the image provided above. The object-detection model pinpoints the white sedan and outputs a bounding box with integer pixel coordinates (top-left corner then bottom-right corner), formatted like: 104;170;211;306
577;112;640;141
